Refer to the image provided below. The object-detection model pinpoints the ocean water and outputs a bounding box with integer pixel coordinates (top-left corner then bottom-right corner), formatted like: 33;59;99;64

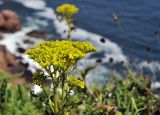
47;0;160;60
1;0;160;82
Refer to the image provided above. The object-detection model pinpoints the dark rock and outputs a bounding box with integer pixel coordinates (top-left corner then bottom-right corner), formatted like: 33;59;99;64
129;59;133;64
23;39;34;44
155;31;159;35
96;58;102;63
7;63;14;67
17;47;25;53
15;56;23;60
24;70;33;82
19;62;29;68
120;61;124;64
100;38;106;43
0;34;4;40
71;26;75;31
146;47;152;52
27;30;48;39
63;30;66;33
108;57;114;63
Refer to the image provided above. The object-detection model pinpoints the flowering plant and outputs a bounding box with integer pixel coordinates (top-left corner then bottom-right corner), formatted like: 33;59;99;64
26;40;95;114
25;3;96;115
56;4;79;40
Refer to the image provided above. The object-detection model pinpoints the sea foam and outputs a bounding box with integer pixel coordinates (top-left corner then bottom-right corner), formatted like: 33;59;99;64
14;0;46;10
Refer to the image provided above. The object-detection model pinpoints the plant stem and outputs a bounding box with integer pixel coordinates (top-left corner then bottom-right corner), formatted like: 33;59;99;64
131;97;138;114
66;19;72;41
68;24;71;41
61;73;67;115
116;90;121;108
52;71;58;113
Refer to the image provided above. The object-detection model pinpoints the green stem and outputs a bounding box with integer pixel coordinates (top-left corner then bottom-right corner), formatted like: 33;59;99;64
61;76;67;115
131;97;138;114
124;85;127;109
116;90;121;108
52;71;58;113
41;84;48;98
41;85;55;111
66;18;72;41
68;23;71;41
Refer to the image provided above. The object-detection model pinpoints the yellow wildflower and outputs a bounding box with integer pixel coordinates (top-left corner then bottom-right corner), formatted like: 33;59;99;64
67;75;85;88
25;40;96;70
56;4;79;17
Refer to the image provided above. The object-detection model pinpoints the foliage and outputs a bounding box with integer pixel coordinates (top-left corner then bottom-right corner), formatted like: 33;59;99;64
1;68;160;115
0;71;43;115
73;69;160;115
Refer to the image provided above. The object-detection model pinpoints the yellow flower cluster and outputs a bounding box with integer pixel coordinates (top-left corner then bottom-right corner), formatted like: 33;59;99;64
66;75;84;88
25;40;96;70
56;4;79;17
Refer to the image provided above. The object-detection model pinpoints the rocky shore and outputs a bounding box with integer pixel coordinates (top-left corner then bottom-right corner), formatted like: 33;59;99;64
0;10;48;84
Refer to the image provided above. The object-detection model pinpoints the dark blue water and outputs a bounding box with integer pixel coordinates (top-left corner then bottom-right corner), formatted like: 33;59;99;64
1;0;160;61
47;0;160;61
1;0;160;72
